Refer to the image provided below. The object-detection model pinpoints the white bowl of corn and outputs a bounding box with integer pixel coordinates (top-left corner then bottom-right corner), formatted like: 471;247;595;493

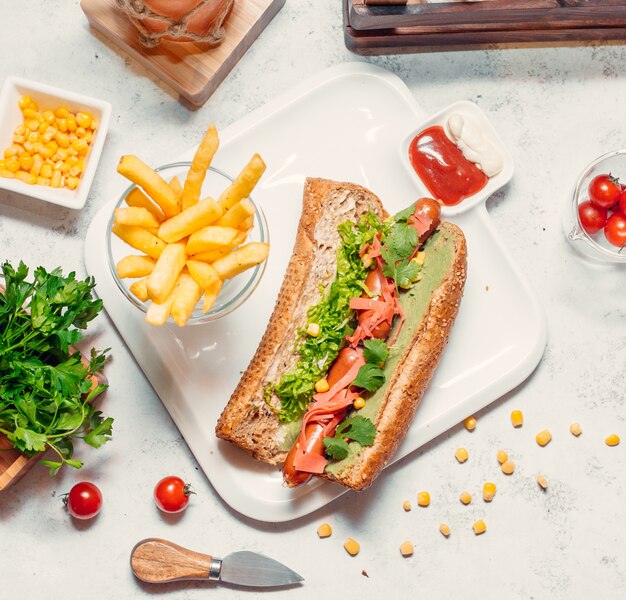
0;76;111;209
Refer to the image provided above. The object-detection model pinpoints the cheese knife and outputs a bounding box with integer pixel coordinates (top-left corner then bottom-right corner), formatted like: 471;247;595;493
131;538;304;588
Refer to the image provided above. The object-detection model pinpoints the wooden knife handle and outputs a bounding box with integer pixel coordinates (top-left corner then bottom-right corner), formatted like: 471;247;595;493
131;538;217;583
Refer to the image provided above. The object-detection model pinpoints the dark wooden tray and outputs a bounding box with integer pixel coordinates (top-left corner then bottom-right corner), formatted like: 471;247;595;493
344;0;626;54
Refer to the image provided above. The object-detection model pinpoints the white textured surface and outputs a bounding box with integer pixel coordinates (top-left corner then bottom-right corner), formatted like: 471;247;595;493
1;2;625;599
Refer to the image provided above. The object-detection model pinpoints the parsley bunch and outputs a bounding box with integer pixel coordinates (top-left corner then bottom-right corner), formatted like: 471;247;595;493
381;207;423;289
322;416;377;461
0;262;112;474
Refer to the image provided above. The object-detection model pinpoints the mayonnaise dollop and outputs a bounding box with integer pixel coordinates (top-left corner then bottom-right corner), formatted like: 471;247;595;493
445;113;503;178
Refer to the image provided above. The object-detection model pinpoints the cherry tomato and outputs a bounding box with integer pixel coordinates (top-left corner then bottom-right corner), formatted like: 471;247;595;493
414;197;441;222
588;174;621;209
64;482;103;520
154;476;194;513
578;200;608;235
604;213;626;248
619;189;626;215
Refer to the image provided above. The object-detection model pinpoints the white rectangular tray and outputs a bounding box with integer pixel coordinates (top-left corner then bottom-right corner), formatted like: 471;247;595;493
85;62;546;522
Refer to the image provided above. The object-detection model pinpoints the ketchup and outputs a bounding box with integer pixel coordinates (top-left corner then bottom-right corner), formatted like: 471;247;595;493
408;125;488;206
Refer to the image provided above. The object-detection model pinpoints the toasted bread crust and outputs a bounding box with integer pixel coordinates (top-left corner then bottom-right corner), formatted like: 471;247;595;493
215;179;467;491
215;178;385;463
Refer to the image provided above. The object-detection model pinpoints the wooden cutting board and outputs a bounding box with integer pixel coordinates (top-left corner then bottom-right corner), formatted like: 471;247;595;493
81;0;285;107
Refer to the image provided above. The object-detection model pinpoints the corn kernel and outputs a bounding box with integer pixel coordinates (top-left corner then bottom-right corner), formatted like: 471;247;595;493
501;460;515;475
4;146;18;158
30;155;43;177
570;422;582;437
497;449;508;464
314;378;329;393
50;169;62;188
42;110;55;123
5;158;20;172
536;475;548;490
536;430;552;447
605;434;620;447
353;397;365;410
55;106;70;118
55;132;70;148
85;131;93;143
14;170;36;185
66;115;77;132
511;410;523;427
399;541;414;557
439;523;451;537
18;95;33;109
76;112;92;129
464;416;477;431
22;107;38;119
459;491;472;505
69;165;82;178
316;523;332;538
0;169;15;179
306;323;320;337
473;519;486;535
89;117;99;130
402;500;411;512
36;176;51;186
66;176;80;190
417;491;430;507
19;154;34;171
455;447;469;463
483;482;496;502
40;164;53;178
76;126;87;138
0;160;5;169
343;538;360;556
12;134;25;144
13;125;25;135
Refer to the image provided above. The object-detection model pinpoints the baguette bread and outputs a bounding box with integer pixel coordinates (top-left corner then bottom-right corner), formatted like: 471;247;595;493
216;178;467;490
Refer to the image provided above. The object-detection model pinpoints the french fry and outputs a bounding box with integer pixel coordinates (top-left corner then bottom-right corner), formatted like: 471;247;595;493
190;248;229;263
218;153;266;210
125;186;165;222
112;223;166;260
230;230;247;248
117;155;180;218
202;278;224;313
114;207;161;230
217;199;255;229
170;176;183;206
212;242;269;280
116;255;156;279
186;260;221;290
158;198;224;243
181;125;219;210
239;216;254;231
129;277;150;302
171;272;202;327
147;242;187;304
186;226;240;256
145;293;176;326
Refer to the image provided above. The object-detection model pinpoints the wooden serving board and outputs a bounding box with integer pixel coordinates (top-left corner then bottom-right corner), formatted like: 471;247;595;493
0;285;108;492
344;0;626;54
81;0;285;107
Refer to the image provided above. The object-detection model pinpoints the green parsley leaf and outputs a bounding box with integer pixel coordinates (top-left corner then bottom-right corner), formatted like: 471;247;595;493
335;416;377;447
393;260;421;289
363;338;388;365
352;363;386;392
323;436;350;460
388;222;418;262
83;412;114;448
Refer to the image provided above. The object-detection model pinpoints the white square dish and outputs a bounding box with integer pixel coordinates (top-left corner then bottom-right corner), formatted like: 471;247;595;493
399;100;515;217
0;76;111;209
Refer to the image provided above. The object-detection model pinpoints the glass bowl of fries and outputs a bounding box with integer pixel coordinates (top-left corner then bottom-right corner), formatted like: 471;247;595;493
106;161;269;326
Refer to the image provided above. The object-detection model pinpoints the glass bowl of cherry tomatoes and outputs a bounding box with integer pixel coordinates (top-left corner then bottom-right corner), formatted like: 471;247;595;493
566;150;626;263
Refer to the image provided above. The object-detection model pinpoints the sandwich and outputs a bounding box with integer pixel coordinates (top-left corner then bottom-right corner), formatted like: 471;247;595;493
216;178;467;490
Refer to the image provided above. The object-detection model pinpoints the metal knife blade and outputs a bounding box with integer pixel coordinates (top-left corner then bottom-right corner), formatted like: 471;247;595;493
219;551;304;588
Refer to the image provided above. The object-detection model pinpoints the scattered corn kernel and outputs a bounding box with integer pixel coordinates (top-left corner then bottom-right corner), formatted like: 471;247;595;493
399;541;414;557
455;447;469;463
459;491;472;505
417;491;430;507
314;378;329;393
483;482;497;502
536;429;552;447
570;422;582;437
536;475;548;490
497;449;508;464
353;397;365;410
439;523;451;537
501;460;515;475
473;519;486;535
511;410;523;427
316;523;332;538
306;323;320;337
605;434;620;447
0;98;93;189
343;538;360;556
464;416;477;431
402;500;411;512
